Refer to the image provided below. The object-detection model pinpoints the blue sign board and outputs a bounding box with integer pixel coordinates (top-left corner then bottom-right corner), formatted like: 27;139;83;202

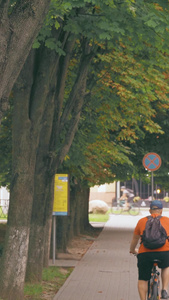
143;152;161;171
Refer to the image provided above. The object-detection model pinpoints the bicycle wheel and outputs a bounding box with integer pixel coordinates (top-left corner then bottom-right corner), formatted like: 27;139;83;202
147;282;159;300
152;282;159;300
111;203;122;215
129;203;140;216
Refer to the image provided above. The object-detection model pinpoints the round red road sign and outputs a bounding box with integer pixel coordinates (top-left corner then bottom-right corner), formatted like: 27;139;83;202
142;152;161;171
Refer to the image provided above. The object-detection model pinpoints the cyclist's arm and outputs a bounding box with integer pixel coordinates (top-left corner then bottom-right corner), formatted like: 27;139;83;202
129;233;140;254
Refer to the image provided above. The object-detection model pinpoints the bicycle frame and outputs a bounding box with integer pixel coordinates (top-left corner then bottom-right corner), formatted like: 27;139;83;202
111;199;140;216
147;260;160;300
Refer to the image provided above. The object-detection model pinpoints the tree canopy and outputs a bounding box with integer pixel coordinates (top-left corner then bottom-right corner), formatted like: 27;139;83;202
0;0;51;122
1;1;169;298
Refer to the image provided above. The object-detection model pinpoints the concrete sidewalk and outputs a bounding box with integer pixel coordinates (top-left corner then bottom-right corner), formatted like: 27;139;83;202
53;210;169;300
53;213;141;300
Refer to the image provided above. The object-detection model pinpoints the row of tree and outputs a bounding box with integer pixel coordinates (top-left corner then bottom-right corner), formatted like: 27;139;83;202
1;1;169;299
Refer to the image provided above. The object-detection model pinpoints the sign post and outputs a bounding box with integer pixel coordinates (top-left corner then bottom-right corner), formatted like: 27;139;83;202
142;153;161;200
151;172;154;201
52;174;70;264
53;174;69;216
52;215;56;265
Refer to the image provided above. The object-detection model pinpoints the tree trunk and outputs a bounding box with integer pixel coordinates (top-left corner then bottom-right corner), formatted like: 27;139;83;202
45;40;93;260
0;52;38;300
72;185;90;236
0;0;51;122
26;33;75;280
0;45;54;298
54;184;91;253
73;185;84;236
68;186;78;240
25;46;59;281
56;216;69;253
26;37;92;282
80;187;90;233
26;34;89;272
55;185;77;253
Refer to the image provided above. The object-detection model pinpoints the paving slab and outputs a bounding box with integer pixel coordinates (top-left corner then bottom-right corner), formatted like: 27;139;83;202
49;259;79;267
53;213;141;300
53;209;169;300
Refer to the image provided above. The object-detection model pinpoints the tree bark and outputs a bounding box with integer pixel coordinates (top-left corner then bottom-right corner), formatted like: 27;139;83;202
0;45;55;298
25;45;59;281
55;184;78;252
51;39;94;172
79;187;90;233
0;51;37;300
55;184;91;253
43;40;94;262
25;111;54;281
73;185;84;236
68;186;78;240
44;41;93;258
71;184;90;236
0;0;51;123
26;39;93;280
1;34;93;289
25;33;76;281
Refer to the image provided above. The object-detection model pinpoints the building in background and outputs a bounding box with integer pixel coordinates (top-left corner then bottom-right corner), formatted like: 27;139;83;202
0;187;9;215
89;178;169;208
89;183;116;207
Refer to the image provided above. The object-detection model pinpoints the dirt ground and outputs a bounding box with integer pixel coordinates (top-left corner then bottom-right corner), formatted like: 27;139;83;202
57;229;102;260
27;227;103;300
0;224;103;299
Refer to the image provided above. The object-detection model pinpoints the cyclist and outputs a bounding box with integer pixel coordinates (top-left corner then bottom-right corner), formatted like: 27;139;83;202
129;200;169;300
120;186;134;209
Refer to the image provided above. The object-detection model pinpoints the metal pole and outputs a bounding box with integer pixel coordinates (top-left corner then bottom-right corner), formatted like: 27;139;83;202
53;215;56;265
140;179;142;199
117;181;120;203
151;172;154;201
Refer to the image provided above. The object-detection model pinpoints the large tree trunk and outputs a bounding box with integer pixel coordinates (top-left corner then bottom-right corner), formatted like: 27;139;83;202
25;45;60;281
56;216;70;253
26;37;93;282
72;185;90;236
0;52;37;300
44;42;93;261
73;184;98;236
0;0;51;123
45;39;94;260
73;185;84;236
55;185;77;253
43;181;54;267
26;32;76;281
79;186;90;233
68;186;78;240
0;45;54;298
55;184;91;253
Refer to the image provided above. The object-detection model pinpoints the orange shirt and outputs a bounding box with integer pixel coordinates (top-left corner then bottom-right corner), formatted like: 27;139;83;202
134;213;169;253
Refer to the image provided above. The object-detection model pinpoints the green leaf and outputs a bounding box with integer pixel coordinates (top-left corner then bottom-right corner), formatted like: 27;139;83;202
32;41;41;49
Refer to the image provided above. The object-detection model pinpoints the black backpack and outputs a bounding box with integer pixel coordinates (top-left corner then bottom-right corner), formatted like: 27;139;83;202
141;215;168;250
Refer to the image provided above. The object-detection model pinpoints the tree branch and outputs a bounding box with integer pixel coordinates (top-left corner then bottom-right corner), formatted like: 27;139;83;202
0;0;51;123
60;39;93;129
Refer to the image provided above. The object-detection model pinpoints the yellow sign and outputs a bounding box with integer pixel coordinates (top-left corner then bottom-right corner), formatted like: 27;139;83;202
53;174;69;215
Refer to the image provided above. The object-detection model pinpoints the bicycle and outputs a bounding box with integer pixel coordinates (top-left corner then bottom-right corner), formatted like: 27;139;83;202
111;199;140;216
147;259;161;300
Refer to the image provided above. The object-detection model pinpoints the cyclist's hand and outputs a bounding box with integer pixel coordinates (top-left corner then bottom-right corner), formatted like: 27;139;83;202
130;248;138;255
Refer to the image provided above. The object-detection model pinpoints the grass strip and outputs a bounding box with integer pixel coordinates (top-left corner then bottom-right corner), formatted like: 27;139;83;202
24;266;73;299
89;212;109;223
0;207;7;219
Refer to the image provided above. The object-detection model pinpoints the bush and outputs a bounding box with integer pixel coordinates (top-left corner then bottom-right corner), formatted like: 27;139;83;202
164;197;169;203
